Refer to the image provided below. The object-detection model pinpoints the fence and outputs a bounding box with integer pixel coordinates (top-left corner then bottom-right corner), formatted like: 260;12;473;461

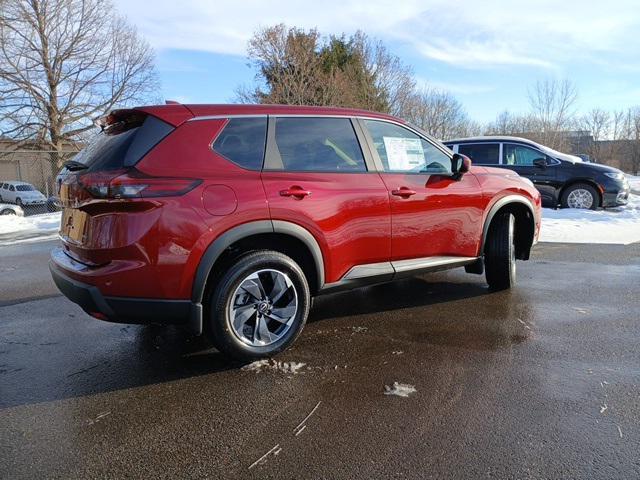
0;150;79;215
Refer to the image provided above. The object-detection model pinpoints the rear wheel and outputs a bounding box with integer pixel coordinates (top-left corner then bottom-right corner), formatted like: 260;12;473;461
561;183;598;209
1;208;15;215
15;198;23;207
485;212;516;291
206;250;310;361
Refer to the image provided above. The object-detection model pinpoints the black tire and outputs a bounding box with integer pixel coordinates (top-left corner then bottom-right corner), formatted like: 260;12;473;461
560;183;598;210
15;198;23;207
1;208;15;215
485;212;516;291
206;250;310;361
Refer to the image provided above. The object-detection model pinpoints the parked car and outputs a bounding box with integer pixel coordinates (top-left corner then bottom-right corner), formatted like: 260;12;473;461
444;136;630;209
0;181;47;207
0;203;24;216
50;104;541;360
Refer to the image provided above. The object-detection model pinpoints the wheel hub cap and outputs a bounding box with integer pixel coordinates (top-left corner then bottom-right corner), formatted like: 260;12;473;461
229;269;298;347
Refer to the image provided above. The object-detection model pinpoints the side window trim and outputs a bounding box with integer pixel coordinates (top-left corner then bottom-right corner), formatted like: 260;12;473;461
351;117;380;172
354;117;385;172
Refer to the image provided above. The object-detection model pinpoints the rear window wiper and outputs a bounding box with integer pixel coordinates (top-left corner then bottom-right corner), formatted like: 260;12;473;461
63;160;88;171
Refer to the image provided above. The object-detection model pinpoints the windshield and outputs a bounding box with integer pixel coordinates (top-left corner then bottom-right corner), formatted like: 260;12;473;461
15;185;35;192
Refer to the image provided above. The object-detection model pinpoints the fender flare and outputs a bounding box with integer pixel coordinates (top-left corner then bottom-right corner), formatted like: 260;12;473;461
480;195;536;255
191;220;325;305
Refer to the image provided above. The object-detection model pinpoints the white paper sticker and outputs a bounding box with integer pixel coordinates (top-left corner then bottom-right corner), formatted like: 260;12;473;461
383;137;424;171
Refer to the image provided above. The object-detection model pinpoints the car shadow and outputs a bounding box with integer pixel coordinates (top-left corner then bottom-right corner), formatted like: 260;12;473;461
1;271;531;409
308;274;489;322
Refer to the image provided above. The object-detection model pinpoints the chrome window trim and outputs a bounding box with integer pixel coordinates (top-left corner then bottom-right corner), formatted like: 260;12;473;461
189;113;453;158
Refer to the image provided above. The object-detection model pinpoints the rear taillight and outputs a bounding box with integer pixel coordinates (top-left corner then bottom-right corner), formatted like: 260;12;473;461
79;169;201;199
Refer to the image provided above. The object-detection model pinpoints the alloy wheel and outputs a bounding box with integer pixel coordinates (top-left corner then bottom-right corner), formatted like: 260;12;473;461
228;269;298;346
567;188;594;209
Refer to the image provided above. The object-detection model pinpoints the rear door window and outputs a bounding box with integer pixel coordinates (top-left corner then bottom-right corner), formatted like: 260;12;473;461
458;143;500;165
212;117;267;170
71;114;174;172
268;117;366;172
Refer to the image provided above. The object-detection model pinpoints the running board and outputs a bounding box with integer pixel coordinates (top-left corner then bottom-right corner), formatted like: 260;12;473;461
320;256;478;295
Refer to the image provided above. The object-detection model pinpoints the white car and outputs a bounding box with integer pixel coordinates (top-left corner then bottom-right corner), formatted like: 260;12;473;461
0;181;47;207
0;203;24;216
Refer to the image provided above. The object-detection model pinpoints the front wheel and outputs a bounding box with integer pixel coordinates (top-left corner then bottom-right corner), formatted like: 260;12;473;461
561;183;598;209
206;250;310;361
485;212;516;291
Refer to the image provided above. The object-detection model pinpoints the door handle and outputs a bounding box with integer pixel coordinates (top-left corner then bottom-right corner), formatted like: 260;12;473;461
280;186;312;199
391;187;417;198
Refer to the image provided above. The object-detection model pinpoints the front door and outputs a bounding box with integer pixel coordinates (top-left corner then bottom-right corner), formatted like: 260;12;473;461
360;119;484;260
261;116;391;284
501;142;558;204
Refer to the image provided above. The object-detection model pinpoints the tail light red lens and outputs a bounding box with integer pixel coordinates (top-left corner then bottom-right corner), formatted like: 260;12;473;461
79;169;201;199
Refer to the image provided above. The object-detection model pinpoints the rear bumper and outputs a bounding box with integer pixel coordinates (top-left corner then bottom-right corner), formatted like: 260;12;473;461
49;256;203;333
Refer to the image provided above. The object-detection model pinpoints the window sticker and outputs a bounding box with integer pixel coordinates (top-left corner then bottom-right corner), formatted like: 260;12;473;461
383;137;424;171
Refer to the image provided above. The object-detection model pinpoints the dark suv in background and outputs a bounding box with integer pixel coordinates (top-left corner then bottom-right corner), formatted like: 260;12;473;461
445;136;630;209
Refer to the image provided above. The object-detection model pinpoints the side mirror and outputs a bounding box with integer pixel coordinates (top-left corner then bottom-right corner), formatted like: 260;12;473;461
452;153;472;180
533;158;547;169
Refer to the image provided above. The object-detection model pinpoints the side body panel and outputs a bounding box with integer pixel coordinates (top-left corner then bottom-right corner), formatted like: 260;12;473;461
261;170;391;283
378;172;486;259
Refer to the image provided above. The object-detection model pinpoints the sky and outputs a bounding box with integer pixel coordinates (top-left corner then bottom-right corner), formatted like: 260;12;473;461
112;0;640;123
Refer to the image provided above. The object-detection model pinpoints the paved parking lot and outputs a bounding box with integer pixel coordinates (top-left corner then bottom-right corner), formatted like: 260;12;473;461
1;240;639;479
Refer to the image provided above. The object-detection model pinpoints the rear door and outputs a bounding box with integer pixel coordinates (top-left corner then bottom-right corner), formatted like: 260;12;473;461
260;116;391;283
501;142;558;203
360;119;484;260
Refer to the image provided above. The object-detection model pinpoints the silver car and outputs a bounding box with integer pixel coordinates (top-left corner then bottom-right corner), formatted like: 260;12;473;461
0;181;47;207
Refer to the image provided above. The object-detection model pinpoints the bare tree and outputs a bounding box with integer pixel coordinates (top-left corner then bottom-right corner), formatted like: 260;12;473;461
351;32;414;116
485;110;540;137
527;79;578;150
624;107;640;175
402;87;476;140
0;0;158;167
239;25;328;106
578;108;610;161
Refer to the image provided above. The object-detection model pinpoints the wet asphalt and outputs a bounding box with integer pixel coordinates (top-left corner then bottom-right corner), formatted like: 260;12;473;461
1;240;639;479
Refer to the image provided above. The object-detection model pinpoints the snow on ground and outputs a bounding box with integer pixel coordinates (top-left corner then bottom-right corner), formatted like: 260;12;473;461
629;175;640;194
241;359;307;374
539;193;640;245
0;211;61;246
384;382;417;397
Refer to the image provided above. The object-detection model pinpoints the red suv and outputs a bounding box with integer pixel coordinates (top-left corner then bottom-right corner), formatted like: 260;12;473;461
50;104;541;360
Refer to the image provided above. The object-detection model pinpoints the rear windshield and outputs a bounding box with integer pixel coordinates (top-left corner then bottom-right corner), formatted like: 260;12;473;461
15;185;35;191
71;114;174;172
